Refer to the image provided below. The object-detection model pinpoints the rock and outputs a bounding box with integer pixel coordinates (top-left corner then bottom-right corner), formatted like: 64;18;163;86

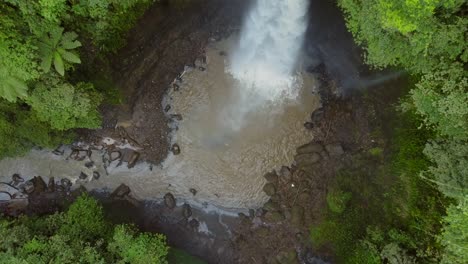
304;122;314;130
170;114;183;121
164;193;176;209
47;177;55;192
32;176;47;193
189;218;200;229
171;144;181;155
296;142;324;154
325;143;344;156
263;200;279;211
173;83;180;91
219;51;227;56
127;151;140;169
279;166;292;181
294;152;322;166
22;181;34;194
298;192;312;203
256;208;266;217
176;76;183;82
276;250;298;264
182;203;192;218
290;205;304;227
264;171;278;183
256;226;269;237
85;161;94;168
265;211;285;222
111;184;131;198
52;145;65;155
249;209;255;218
93;171;100;180
79;172;88;180
164;104;171;112
11;174;24;185
263;183;276;196
70;149;88;161
109;151;122;161
198;66;206;71
310;108;325;123
189;188;197;196
61;178;72;188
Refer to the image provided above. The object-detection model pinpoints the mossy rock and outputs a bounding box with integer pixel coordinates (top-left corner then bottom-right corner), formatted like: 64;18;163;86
263;183;277;196
276;250;298;264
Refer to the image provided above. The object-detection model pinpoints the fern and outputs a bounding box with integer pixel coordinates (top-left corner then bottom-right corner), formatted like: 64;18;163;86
0;67;28;102
38;27;82;76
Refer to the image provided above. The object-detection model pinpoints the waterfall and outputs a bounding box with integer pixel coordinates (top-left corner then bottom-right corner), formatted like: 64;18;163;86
229;0;309;101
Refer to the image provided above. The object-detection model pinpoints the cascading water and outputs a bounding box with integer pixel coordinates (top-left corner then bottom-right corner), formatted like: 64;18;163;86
229;0;309;101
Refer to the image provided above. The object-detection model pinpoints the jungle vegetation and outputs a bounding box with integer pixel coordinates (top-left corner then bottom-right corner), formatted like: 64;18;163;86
311;0;467;263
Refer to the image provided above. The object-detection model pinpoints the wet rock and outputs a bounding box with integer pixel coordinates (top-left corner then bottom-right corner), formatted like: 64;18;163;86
325;143;344;157
164;104;171;112
296;142;324;154
189;188;197;196
171;144;181;155
219;51;227;56
310;108;324;123
270;194;281;202
198;66;206;71
249;209;255;218
85;161;94;168
164;193;176;209
294;153;321;166
127;151;140;169
264;171;278;183
32;176;47;193
11;174;24;185
79;172;88;180
256;208;266;217
263;183;276;196
276;250;298;264
47;177;55;192
173;83;180;91
61;178;72;188
290;205;304;227
109;151;122;161
93;171;100;180
111;184;131;198
279;166;292;181
52;145;65;155
265;211;285;222
304;122;314;130
170;114;183;121
182;203;192;218
70;149;88;161
189;218;200;230
263;200;280;211
22;181;35;194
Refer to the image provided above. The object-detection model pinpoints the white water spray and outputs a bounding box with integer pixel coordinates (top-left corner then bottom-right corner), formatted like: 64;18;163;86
229;0;309;101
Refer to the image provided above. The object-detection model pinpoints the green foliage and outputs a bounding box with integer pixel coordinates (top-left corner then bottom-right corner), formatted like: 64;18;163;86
167;248;207;264
439;196;468;264
38;27;82;76
108;225;169;264
326;190;351;214
0;194;169;264
28;80;102;131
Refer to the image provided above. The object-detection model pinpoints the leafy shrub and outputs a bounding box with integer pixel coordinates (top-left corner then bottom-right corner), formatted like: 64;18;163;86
326;190;351;214
0;194;169;264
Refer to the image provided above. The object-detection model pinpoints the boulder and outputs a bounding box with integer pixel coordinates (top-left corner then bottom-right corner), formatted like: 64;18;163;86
170;114;183;121
189;218;200;230
296;142;324;154
264;171;278;183
85;161;94;168
171;144;181;155
110;151;122;161
304;122;314;130
290;205;304;227
127;151;140;169
310;108;325;123
182;203;192;218
263;183;276;196
111;184;131;198
294;153;321;166
325;143;344;157
47;177;55;192
279;166;292;181
265;211;285;222
11;174;24;185
32;176;47;193
93;171;100;180
164;193;176;209
79;172;88;180
263;200;280;211
276;250;298;264
22;181;34;194
164;104;171;112
189;188;197;196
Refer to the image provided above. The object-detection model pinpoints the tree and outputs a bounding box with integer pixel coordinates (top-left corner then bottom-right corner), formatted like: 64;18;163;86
439;196;468;264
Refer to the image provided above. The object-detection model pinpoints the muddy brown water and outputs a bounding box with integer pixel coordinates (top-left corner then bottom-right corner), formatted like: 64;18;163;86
0;37;319;211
